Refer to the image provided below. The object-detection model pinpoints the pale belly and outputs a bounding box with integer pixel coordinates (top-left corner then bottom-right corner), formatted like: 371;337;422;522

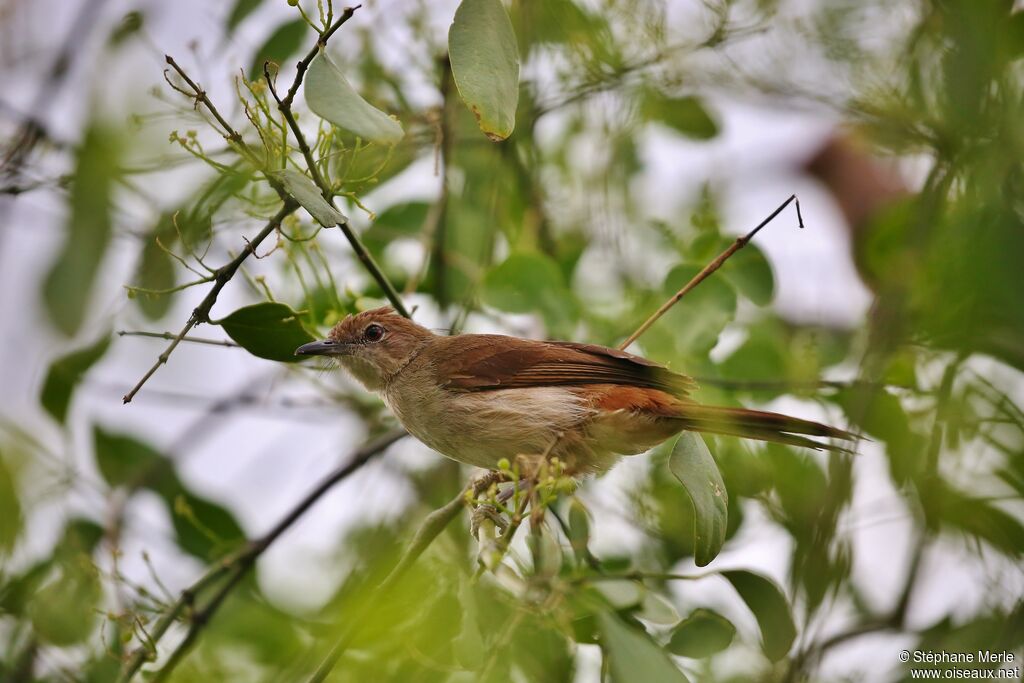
383;384;601;470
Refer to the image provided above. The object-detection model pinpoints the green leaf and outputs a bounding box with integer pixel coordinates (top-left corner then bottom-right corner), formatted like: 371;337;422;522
249;18;307;79
135;226;176;320
276;169;347;226
227;0;261;30
93;426;165;489
305;51;404;144
642;92;719;140
363;202;429;252
482;252;577;332
668;432;728;567
170;491;246;560
0;455;22;554
722;244;774;306
29;556;101;646
668;608;736;658
40;334;111;423
660;263;737;355
215;302;315;363
721;570;796;661
599;612;690;683
92;428;244;559
42;125;120;335
448;0;521;140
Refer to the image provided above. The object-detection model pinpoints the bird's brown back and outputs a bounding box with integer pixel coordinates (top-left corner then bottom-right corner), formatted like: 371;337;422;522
430;334;697;396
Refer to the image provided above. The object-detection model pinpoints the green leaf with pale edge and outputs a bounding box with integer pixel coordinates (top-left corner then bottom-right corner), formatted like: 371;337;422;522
276;169;347;227
667;608;736;658
667;432;727;566
249;18;307;79
721;570;797;661
215;302;315;363
448;0;520;140
598;612;690;683
305;51;404;144
40;334;111;423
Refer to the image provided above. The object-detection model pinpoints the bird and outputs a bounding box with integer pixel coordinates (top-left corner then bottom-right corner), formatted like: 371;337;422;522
295;307;854;475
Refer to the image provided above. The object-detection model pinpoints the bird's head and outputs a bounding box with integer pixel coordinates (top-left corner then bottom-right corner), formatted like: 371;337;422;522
295;307;434;390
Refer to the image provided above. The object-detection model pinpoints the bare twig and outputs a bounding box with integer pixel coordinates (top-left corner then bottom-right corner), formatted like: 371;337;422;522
116;429;405;683
618;194;803;350
261;8;410;318
121;203;297;403
117;330;240;348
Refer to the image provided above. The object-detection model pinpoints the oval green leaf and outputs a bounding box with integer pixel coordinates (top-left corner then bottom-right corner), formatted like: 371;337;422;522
215;302;315;363
667;432;727;567
448;0;520;141
305;51;404;144
598;612;690;683
642;92;719;140
482;252;577;331
721;569;797;661
276;169;347;227
40;334;111;423
249;18;307;79
667;608;736;658
43;125;120;336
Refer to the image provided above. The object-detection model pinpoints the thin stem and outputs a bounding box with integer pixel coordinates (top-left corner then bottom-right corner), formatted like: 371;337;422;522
260;7;410;319
117;330;240;348
618;194;802;350
122;203;297;404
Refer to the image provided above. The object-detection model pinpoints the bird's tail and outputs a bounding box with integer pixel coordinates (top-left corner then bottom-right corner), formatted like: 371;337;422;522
671;403;856;452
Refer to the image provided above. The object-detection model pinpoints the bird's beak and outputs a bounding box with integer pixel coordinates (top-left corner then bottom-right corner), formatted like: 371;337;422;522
295;339;346;357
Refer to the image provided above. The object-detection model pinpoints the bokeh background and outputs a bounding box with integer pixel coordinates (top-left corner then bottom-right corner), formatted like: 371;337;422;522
2;0;1023;681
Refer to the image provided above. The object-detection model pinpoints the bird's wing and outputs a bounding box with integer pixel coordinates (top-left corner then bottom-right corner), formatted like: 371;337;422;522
438;335;696;396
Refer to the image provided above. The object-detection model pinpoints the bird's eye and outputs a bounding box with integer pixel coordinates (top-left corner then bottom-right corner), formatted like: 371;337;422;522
363;323;385;342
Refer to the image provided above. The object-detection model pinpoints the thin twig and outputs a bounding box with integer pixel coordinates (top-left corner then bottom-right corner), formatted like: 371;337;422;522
117;330;240;348
618;194;802;350
261;9;410;319
117;429;404;683
121;203;297;403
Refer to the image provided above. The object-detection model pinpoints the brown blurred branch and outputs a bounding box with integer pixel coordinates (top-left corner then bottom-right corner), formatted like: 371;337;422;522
619;194;803;350
116;428;405;683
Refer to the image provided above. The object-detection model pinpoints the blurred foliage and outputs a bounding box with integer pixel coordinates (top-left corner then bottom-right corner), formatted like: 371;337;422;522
2;0;1024;681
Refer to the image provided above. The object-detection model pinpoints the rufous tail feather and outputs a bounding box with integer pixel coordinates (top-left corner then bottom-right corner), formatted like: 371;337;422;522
671;404;856;452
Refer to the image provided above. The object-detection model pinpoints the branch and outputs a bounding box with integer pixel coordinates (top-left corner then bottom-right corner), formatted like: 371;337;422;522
116;428;405;683
261;10;410;319
122;203;297;403
117;330;240;348
618;194;803;350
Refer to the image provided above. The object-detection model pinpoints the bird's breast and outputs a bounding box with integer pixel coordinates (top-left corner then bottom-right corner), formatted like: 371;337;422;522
383;381;594;470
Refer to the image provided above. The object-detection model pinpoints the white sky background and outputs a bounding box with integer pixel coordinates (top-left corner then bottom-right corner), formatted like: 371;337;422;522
1;1;1020;681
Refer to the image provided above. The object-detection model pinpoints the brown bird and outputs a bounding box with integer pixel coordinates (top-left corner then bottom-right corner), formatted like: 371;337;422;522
296;307;853;474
